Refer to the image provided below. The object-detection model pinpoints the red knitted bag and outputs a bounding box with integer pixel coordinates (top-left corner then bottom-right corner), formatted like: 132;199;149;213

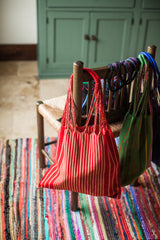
39;68;121;198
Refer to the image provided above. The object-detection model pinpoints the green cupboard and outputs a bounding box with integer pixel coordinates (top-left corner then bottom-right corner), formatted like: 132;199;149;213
136;12;160;65
37;0;160;79
47;11;89;76
88;12;133;67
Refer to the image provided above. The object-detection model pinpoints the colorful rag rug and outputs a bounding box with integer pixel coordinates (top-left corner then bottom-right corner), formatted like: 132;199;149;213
0;138;160;240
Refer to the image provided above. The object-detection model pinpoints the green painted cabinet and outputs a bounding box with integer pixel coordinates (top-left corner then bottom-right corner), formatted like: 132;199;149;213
37;0;160;79
47;11;89;77
88;12;133;67
136;12;160;67
47;0;135;8
46;11;133;76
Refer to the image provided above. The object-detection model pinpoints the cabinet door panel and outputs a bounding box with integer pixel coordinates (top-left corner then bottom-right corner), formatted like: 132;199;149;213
142;0;160;9
47;0;135;8
47;12;89;76
137;13;160;67
89;12;133;67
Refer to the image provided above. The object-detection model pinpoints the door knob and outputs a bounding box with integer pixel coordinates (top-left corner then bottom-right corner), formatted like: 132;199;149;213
84;34;90;40
91;35;97;41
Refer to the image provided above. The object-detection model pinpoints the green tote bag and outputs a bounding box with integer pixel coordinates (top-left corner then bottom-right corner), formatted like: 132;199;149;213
119;54;152;186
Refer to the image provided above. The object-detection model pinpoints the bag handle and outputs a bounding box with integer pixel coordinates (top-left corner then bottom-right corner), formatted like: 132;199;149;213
139;52;160;75
61;74;77;128
136;55;150;116
130;54;151;117
61;68;108;131
83;68;108;131
139;52;160;90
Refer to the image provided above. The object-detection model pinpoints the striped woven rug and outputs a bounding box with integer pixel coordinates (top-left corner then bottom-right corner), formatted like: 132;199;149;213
0;138;160;240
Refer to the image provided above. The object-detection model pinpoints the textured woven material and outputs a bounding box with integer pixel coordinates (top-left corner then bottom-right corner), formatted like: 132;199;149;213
139;52;160;166
39;95;67;132
1;138;160;240
39;68;121;197
119;55;153;186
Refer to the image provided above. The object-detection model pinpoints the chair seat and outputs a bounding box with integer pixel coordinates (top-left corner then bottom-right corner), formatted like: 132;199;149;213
38;94;123;136
38;95;66;132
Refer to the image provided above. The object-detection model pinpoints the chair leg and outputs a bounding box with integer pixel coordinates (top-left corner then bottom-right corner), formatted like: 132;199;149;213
71;192;79;211
36;101;45;168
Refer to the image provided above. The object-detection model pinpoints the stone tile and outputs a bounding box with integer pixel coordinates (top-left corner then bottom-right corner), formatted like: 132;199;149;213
0;109;14;139
0;61;19;76
0;61;67;139
39;78;69;100
0;74;40;139
18;61;38;77
0;76;39;110
12;109;37;138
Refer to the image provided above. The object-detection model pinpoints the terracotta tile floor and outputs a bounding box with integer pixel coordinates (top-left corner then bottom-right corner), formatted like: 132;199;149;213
0;61;69;139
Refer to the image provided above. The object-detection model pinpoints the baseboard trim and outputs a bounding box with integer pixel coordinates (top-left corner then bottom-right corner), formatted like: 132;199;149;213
0;44;37;61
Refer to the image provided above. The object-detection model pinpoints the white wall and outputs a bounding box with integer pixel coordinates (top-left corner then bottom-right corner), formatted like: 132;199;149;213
0;0;37;44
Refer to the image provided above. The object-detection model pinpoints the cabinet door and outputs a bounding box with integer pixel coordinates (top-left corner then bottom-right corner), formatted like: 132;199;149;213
47;11;89;77
136;13;160;67
88;12;133;67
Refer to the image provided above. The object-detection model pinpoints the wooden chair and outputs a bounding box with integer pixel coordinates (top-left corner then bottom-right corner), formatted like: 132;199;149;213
36;45;156;211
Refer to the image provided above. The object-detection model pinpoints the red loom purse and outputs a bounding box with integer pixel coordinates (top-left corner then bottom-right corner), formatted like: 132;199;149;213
39;68;121;198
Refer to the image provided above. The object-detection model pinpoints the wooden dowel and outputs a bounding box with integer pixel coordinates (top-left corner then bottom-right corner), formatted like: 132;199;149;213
71;61;83;211
114;76;120;110
147;45;157;58
107;75;114;111
73;61;83;125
